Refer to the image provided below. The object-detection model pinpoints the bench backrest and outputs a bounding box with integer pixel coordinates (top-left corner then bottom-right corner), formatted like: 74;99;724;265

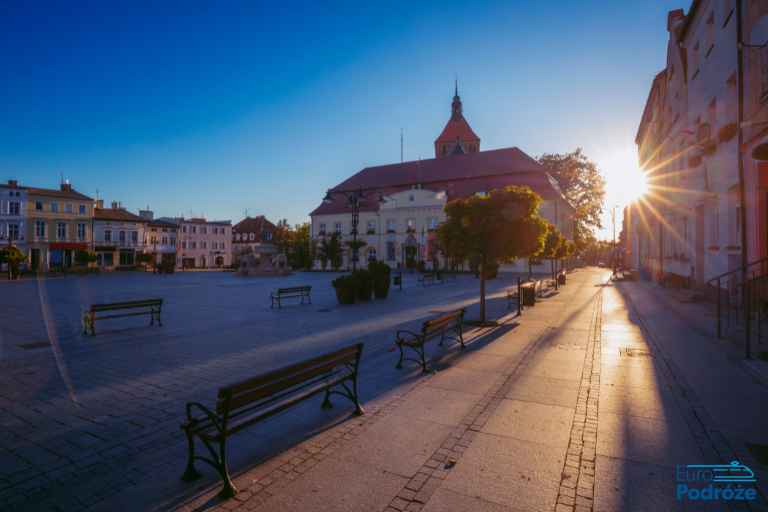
423;309;464;336
277;286;311;294
216;343;363;416
90;299;162;312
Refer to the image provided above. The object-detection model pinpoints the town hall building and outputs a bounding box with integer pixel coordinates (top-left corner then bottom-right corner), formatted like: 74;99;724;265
310;86;574;271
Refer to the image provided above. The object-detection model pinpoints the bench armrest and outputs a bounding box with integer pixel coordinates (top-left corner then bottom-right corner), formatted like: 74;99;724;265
395;329;421;344
184;401;223;433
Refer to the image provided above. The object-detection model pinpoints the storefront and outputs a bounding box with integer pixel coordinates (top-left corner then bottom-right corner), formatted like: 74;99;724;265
49;242;87;269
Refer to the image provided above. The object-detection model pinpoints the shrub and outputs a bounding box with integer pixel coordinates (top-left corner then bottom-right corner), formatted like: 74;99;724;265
353;269;373;302
332;275;356;304
369;261;391;299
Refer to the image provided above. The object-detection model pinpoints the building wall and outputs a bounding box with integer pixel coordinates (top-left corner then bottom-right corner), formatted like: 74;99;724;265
177;220;232;268
631;2;753;285
25;190;93;271
93;219;146;268
311;188;572;272
0;184;27;254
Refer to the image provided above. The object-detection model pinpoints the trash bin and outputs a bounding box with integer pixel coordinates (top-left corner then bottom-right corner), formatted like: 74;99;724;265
558;272;566;286
393;273;402;287
521;284;536;306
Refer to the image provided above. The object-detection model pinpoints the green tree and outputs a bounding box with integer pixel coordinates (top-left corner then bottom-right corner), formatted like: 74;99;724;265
536;223;565;276
1;246;26;279
538;149;606;252
289;223;313;269
437;186;548;324
319;233;343;271
273;219;293;256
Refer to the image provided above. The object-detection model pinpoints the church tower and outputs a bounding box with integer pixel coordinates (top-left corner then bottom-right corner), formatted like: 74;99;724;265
434;81;481;158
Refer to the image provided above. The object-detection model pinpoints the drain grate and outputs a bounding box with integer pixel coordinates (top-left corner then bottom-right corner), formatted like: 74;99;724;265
747;443;768;466
619;347;653;358
17;341;50;350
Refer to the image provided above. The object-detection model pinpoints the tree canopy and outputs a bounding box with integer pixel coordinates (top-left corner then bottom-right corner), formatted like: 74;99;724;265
538;148;605;251
437;186;548;323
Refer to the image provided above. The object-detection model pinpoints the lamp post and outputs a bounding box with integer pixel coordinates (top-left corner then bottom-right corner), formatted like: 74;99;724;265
324;188;365;272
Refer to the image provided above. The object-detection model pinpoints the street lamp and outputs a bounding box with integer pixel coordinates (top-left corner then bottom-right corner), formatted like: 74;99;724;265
324;188;366;272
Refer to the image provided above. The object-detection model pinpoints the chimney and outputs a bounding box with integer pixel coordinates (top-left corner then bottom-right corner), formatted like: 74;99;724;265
667;9;684;32
96;199;104;209
7;179;17;188
111;201;119;210
139;210;154;220
61;183;72;192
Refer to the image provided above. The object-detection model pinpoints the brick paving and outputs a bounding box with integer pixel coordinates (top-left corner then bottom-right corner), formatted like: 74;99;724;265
555;288;602;512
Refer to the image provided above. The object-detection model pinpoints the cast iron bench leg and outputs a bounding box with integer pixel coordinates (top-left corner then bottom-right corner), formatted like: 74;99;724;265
181;427;202;482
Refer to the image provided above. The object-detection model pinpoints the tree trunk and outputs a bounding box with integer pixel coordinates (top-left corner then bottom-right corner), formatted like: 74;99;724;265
479;261;486;323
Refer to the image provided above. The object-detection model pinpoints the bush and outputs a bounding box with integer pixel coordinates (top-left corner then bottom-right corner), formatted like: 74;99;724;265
353;269;373;302
369;261;391;299
332;275;356;304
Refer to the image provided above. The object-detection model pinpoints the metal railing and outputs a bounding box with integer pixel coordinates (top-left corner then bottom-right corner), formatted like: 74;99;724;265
745;274;768;351
707;257;768;343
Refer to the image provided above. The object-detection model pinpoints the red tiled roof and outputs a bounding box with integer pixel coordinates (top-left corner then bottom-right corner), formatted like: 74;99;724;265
434;114;480;144
94;208;147;223
311;147;567;216
233;215;277;234
26;187;93;201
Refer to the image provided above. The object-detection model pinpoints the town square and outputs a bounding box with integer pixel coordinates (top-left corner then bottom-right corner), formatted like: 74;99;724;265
2;1;768;511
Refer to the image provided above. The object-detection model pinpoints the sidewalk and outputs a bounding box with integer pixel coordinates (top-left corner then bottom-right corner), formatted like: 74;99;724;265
143;269;609;512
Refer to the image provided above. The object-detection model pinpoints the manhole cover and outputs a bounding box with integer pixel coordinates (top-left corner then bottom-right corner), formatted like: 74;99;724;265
17;341;50;350
619;347;653;358
747;443;768;466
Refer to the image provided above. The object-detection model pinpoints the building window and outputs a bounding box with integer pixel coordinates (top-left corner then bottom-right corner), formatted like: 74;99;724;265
202;227;207;235
35;220;46;238
366;220;375;234
9;202;19;216
104;230;112;242
181;241;187;249
367;247;377;261
319;223;326;235
162;236;168;245
65;203;73;213
191;226;197;234
132;231;138;244
249;232;255;241
79;204;86;214
119;231;126;243
182;225;187;233
51;202;59;213
387;241;396;261
57;222;66;240
8;223;19;240
428;217;439;230
263;231;273;241
191;241;197;249
202;241;207;249
77;223;86;241
334;222;343;234
386;219;396;233
170;237;176;245
35;201;43;211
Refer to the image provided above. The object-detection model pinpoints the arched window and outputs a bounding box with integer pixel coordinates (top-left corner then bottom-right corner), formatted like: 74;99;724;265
367;247;377;262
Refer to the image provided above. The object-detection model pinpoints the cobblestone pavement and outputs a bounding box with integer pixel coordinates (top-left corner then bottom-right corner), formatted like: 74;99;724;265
0;270;530;511
4;269;767;511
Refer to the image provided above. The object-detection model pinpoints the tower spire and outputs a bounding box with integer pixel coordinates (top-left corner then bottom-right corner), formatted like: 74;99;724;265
454;78;458;98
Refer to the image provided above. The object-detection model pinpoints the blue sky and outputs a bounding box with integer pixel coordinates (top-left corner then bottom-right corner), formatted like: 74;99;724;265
1;1;682;237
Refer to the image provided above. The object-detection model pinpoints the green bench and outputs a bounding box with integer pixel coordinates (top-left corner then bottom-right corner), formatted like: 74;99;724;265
395;308;465;372
82;298;163;336
181;343;365;498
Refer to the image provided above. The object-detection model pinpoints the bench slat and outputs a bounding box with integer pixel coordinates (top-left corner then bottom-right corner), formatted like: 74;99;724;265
222;344;361;396
221;363;350;413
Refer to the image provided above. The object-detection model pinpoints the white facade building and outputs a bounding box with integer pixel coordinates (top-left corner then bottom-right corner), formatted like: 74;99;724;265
175;217;232;269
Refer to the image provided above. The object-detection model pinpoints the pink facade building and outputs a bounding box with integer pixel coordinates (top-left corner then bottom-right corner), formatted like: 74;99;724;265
630;1;768;286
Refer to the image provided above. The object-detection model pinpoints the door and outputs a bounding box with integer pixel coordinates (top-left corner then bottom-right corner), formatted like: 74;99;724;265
695;205;705;285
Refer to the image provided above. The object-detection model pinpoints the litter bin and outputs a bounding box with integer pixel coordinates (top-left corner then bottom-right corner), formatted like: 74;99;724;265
521;283;536;306
557;272;566;286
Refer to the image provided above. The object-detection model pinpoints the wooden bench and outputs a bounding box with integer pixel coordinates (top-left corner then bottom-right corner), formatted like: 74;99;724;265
82;298;163;336
270;285;311;309
181;343;365;498
395;308;465;372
